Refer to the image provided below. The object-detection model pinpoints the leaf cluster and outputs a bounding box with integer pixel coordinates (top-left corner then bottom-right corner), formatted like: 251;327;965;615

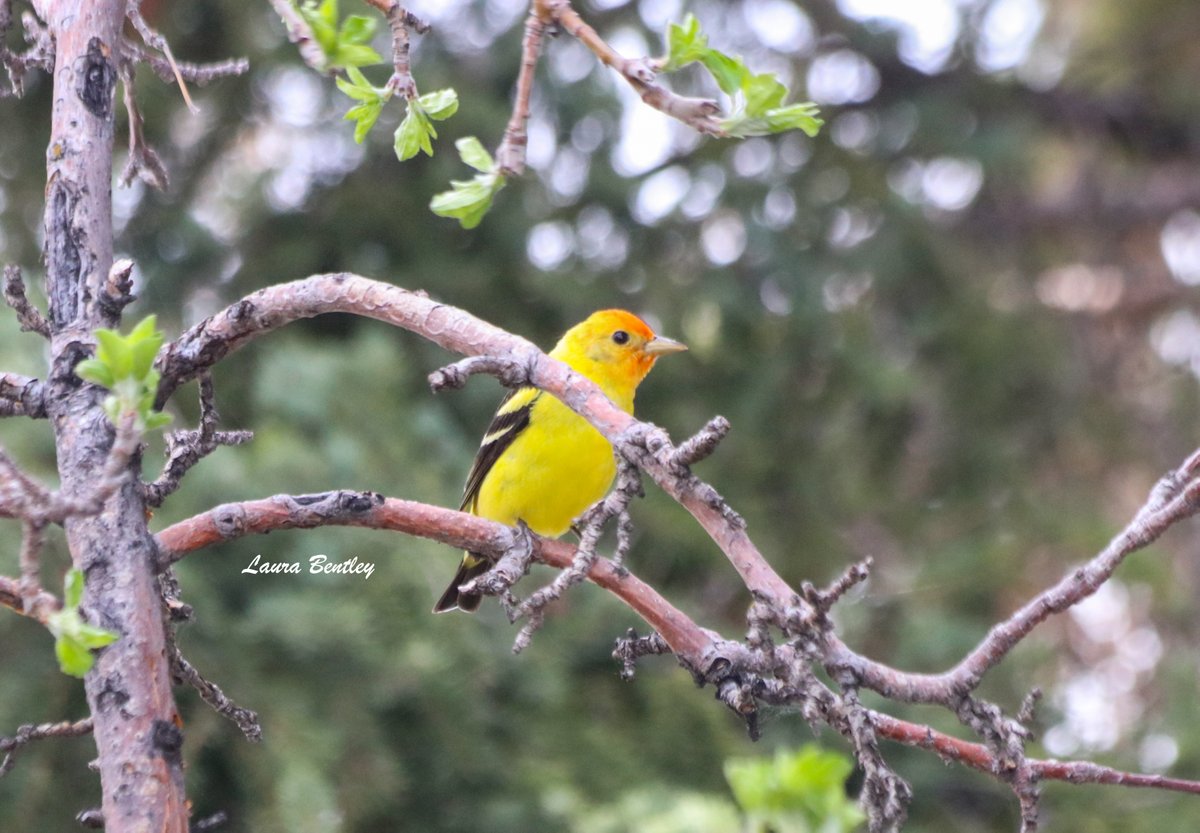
429;137;507;229
724;746;866;833
45;569;120;678
75;315;171;431
663;14;823;138
298;0;382;71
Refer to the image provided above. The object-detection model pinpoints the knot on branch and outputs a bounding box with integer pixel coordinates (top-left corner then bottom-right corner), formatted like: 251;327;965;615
612;628;671;680
428;354;534;393
955;695;1031;776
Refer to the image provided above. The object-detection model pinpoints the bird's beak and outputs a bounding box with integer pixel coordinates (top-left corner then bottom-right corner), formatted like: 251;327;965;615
643;335;688;356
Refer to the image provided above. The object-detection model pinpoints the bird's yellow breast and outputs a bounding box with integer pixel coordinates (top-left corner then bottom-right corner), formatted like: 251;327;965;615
473;393;617;536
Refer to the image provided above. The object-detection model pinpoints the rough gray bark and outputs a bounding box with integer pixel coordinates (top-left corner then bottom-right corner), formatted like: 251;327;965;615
40;2;187;830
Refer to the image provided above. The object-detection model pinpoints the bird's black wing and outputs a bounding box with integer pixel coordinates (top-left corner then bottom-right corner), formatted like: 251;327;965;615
459;388;541;512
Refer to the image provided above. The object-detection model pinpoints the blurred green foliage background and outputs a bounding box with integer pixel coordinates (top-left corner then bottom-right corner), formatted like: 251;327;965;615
3;0;1200;829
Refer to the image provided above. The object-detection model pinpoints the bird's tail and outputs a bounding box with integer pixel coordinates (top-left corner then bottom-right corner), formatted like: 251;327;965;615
432;552;492;613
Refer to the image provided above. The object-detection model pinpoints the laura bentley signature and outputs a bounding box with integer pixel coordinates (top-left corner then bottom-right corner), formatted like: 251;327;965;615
242;554;375;580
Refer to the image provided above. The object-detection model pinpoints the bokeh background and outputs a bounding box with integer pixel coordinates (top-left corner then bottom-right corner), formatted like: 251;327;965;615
3;0;1200;829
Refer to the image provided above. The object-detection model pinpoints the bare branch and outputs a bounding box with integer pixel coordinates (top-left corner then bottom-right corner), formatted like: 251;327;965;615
546;0;722;136
0;8;54;97
824;447;1200;705
3;264;50;336
0;411;139;524
143;374;253;508
495;6;549;176
0;717;93;777
154;490;717;664
117;60;169;190
121;39;248;87
126;0;198;112
362;1;431;100
166;631;262;742
0;573;60;623
671;415;730;468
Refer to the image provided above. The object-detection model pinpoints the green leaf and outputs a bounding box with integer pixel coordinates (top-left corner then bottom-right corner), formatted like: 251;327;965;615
743;72;788;115
455;136;495;173
94;328;132;379
395;102;435;161
129;334;163;380
725;746;865;832
332;43;383;70
338;14;377;45
47;569;120;679
700;50;747;97
144;412;174;430
74;358;113;388
335;66;381;101
765;103;824;136
299;0;339;56
418;88;459;121
63;567;84;609
430;172;506;229
346;101;384;143
55;635;95;678
663;13;708;71
74;621;120;649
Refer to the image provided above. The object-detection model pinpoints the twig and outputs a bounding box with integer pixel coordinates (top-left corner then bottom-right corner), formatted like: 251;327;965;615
266;0;328;73
823;448;1200;706
0;717;93;777
509;455;644;652
117;60;169;189
0;8;54;97
153;490;716;662
166;631;262;742
0;573;59;622
0;410;139;523
495;6;549;176
126;0;198;112
143;374;253;508
2;265;50;336
546;0;722;136
362;1;431;100
121;39;248;87
671;415;730;468
612;628;670;680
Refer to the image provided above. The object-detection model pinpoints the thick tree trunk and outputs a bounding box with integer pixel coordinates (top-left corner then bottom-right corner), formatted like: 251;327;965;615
41;2;187;830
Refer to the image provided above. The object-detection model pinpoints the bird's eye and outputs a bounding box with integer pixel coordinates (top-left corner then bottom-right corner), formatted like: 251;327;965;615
612;330;630;345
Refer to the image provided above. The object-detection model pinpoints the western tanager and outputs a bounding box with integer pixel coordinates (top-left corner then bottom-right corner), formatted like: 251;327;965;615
433;309;687;613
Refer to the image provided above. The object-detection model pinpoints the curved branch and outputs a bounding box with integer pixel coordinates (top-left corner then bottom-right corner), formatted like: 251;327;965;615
154;491;715;664
154;491;1200;801
153;274;794;605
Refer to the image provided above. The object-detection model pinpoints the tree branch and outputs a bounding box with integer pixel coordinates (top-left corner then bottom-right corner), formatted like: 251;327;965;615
361;0;430;100
0;717;93;777
544;0;722;136
154;490;716;665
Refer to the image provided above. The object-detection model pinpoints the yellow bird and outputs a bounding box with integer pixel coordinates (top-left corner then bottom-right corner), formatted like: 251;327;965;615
434;309;687;612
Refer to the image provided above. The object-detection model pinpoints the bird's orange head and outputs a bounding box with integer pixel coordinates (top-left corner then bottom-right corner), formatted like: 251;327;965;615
549;309;686;409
